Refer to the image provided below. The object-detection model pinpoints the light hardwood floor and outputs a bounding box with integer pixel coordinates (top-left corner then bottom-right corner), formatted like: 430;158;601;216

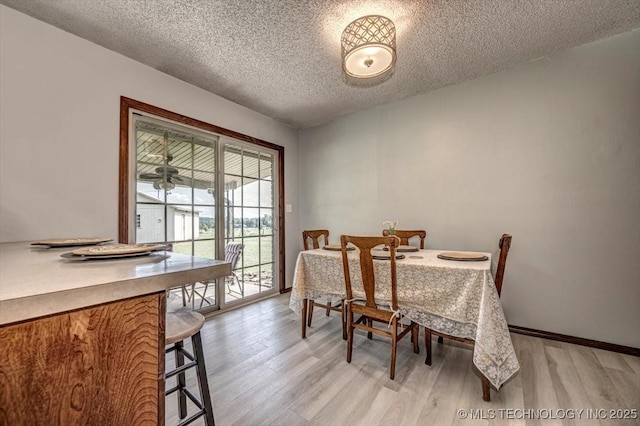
166;294;640;426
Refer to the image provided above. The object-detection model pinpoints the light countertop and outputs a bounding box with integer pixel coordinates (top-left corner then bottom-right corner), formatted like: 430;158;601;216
0;242;231;325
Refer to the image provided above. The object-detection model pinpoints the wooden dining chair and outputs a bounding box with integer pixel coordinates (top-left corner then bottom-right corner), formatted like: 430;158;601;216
302;230;346;340
341;234;420;380
302;229;329;250
426;233;512;401
382;229;427;249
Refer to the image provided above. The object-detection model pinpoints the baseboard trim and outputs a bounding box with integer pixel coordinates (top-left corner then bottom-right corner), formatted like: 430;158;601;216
508;324;640;357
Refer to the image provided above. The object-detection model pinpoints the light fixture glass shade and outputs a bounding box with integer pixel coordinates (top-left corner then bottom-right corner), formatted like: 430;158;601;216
341;15;396;80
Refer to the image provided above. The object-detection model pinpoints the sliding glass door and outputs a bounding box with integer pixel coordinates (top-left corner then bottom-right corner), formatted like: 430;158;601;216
131;114;279;312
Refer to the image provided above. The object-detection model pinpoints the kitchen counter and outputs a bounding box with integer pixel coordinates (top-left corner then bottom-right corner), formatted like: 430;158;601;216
0;241;231;325
0;241;232;425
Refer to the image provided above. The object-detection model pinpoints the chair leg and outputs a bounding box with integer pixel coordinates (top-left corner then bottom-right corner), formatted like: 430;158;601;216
325;301;331;316
237;274;244;298
198;281;213;309
182;284;196;308
199;282;207;308
482;375;491;401
346;306;354;363
181;286;188;307
301;298;308;338
174;341;187;419
192;331;216;426
390;318;398;380
307;299;314;327
341;304;347;341
412;323;419;354
226;274;243;297
425;328;432;366
367;318;373;340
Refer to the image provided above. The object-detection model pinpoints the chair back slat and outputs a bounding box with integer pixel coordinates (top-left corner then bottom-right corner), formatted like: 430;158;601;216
302;229;329;250
341;235;400;310
224;242;244;270
494;234;512;297
382;229;426;249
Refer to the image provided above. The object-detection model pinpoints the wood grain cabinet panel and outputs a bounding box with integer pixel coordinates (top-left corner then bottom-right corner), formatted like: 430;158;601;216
0;292;165;425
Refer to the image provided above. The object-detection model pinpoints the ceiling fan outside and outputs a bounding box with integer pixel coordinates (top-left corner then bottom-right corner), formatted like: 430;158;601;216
139;154;181;190
138;154;209;190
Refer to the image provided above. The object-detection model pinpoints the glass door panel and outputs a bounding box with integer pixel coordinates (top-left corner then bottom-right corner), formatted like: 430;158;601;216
223;143;277;304
133;117;219;312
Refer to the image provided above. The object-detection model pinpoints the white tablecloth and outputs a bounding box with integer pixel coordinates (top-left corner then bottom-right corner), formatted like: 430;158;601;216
289;248;519;389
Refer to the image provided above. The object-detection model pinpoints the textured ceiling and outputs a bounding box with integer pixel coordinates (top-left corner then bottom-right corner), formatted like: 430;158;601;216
2;0;639;129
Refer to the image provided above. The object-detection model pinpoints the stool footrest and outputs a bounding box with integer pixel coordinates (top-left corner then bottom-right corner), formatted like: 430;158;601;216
168;388;205;426
166;345;196;363
177;409;206;426
166;360;197;379
183;388;204;410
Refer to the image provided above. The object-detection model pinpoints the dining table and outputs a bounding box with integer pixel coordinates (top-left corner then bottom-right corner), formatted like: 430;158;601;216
288;246;520;392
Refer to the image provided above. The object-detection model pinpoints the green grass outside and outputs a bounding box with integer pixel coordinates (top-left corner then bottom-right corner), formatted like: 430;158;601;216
172;227;273;270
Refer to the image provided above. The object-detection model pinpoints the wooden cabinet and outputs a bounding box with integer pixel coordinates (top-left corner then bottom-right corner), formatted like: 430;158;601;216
0;292;166;425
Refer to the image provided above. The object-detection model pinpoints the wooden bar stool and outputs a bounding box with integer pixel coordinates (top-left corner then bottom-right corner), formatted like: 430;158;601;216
165;310;215;426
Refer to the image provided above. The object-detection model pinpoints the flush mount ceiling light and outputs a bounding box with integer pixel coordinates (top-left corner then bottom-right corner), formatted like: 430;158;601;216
341;15;396;84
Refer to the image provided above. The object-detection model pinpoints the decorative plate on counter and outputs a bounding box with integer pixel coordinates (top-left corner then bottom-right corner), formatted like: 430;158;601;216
31;238;113;248
71;243;168;256
60;251;158;261
437;251;488;261
60;243;168;260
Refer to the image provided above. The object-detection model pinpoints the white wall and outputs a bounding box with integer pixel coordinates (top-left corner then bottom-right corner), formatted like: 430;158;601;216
299;30;640;348
0;5;300;286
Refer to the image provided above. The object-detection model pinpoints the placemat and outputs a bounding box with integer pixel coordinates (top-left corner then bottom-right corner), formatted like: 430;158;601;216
437;251;488;261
